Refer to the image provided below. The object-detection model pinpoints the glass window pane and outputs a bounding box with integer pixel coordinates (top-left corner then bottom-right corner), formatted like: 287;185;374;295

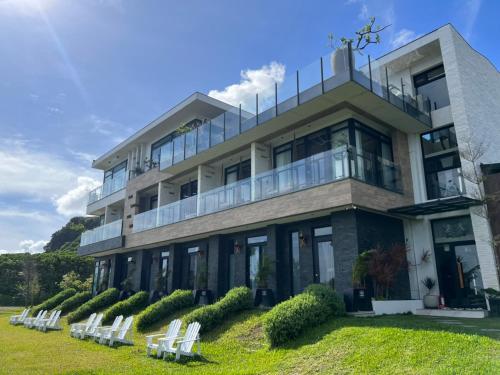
197;122;210;153
432;216;474;244
414;65;450;110
225;110;240;140
184;129;197;159
173;134;185;164
188;253;197;289
314;226;332;237
210;114;224;146
317;240;334;288
228;253;235;290
248;245;260;291
422;126;457;156
247;235;267;244
159;141;173;169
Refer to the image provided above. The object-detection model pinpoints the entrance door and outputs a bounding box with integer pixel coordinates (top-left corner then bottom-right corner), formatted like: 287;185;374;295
312;227;334;288
435;242;484;308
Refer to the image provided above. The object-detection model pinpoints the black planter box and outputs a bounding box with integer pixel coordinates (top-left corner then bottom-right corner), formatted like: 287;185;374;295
353;288;372;311
254;288;275;309
194;289;213;305
489;298;500;317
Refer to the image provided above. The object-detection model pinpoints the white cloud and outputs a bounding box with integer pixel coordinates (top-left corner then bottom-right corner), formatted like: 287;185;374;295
0;239;48;255
0;208;52;223
53;176;100;217
0;137;94;200
391;29;420;48
208;62;286;110
47;106;63;114
463;0;482;40
358;4;369;20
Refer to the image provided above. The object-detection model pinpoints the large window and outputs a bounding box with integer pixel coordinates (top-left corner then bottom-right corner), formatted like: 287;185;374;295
247;235;267;292
225;160;251;184
421;125;463;199
187;247;199;290
92;260;110;294
180;180;198;200
103;161;127;194
414;65;450;110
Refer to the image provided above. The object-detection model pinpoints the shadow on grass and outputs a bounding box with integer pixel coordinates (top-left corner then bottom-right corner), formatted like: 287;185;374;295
277;314;500;350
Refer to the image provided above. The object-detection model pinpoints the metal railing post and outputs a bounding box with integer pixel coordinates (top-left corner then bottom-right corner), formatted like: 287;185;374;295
320;57;325;94
238;104;242;134
385;67;390;103
401;77;406;112
275;82;278;116
255;93;259;125
347;42;354;81
368;55;373;92
296;70;300;106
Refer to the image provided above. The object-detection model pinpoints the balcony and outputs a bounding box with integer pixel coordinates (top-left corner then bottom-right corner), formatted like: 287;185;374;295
133;147;402;233
154;44;431;175
88;174;127;205
78;220;124;256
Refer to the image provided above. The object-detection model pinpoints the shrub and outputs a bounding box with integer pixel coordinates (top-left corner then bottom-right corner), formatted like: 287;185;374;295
103;291;149;324
185;287;253;334
32;288;77;316
136;290;194;332
263;284;345;347
67;288;120;324
54;291;92;315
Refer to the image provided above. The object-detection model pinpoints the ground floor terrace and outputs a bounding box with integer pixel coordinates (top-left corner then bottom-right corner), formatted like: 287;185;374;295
90;206;496;313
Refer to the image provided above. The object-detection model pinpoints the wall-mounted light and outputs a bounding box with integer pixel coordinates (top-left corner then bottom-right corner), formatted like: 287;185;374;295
299;231;307;248
234;240;241;254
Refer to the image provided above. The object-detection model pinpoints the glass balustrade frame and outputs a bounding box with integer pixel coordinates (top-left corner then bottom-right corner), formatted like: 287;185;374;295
133;147;403;233
80;219;123;246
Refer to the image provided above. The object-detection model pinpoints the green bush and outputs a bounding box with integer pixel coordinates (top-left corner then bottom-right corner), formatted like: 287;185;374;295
136;290;194;332
103;291;149;324
54;291;92;315
67;288;120;324
32;288;77;316
185;287;253;334
263;284;345;347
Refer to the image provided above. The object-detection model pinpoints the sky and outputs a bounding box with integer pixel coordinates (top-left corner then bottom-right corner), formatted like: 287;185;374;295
0;0;498;254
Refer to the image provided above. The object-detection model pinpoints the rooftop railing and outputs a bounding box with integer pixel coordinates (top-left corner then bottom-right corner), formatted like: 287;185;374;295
133;146;402;233
156;43;431;171
80;219;123;246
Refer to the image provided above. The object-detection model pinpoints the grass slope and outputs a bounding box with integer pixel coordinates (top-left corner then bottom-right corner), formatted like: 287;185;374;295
0;306;499;374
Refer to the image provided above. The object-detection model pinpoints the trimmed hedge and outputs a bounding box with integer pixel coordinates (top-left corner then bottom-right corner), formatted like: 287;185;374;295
103;291;149;324
32;288;77;316
263;284;345;347
55;291;92;315
67;288;120;324
185;287;253;334
136;290;194;332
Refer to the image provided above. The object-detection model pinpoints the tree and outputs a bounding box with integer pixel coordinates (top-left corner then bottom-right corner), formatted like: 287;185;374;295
16;255;40;306
459;136;500;285
44;216;100;252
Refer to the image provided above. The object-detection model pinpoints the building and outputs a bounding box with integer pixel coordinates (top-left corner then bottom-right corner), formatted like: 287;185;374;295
79;24;500;312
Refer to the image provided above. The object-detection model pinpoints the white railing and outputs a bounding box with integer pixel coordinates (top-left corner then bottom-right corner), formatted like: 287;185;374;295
80;219;123;246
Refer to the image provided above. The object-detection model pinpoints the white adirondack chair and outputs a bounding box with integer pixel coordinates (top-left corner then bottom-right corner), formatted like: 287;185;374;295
146;319;182;358
164;322;202;361
40;310;62;332
108;316;134;347
94;315;123;344
70;313;96;338
81;313;104;339
36;310;57;330
10;308;30;325
24;310;47;329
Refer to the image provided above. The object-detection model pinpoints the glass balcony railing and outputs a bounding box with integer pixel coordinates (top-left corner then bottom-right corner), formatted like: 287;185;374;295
88;173;127;204
155;43;430;172
80;219;123;246
133;147;402;233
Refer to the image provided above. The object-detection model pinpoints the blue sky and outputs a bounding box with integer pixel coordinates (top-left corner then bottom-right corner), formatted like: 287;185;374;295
0;0;498;253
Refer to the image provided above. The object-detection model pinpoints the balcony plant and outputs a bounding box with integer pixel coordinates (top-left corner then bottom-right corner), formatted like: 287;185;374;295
421;277;439;309
328;17;390;74
254;254;275;309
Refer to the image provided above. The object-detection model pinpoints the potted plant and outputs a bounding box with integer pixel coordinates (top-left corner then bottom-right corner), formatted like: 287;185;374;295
328;17;390;74
483;288;500;317
119;277;135;301
421;277;439;309
352;251;373;311
194;268;213;306
149;273;167;304
254;255;275;309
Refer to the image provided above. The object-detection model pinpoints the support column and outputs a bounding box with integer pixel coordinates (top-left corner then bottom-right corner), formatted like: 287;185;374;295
207;235;221;298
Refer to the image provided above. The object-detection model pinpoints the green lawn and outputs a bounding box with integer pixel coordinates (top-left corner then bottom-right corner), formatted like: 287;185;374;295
1;307;499;374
